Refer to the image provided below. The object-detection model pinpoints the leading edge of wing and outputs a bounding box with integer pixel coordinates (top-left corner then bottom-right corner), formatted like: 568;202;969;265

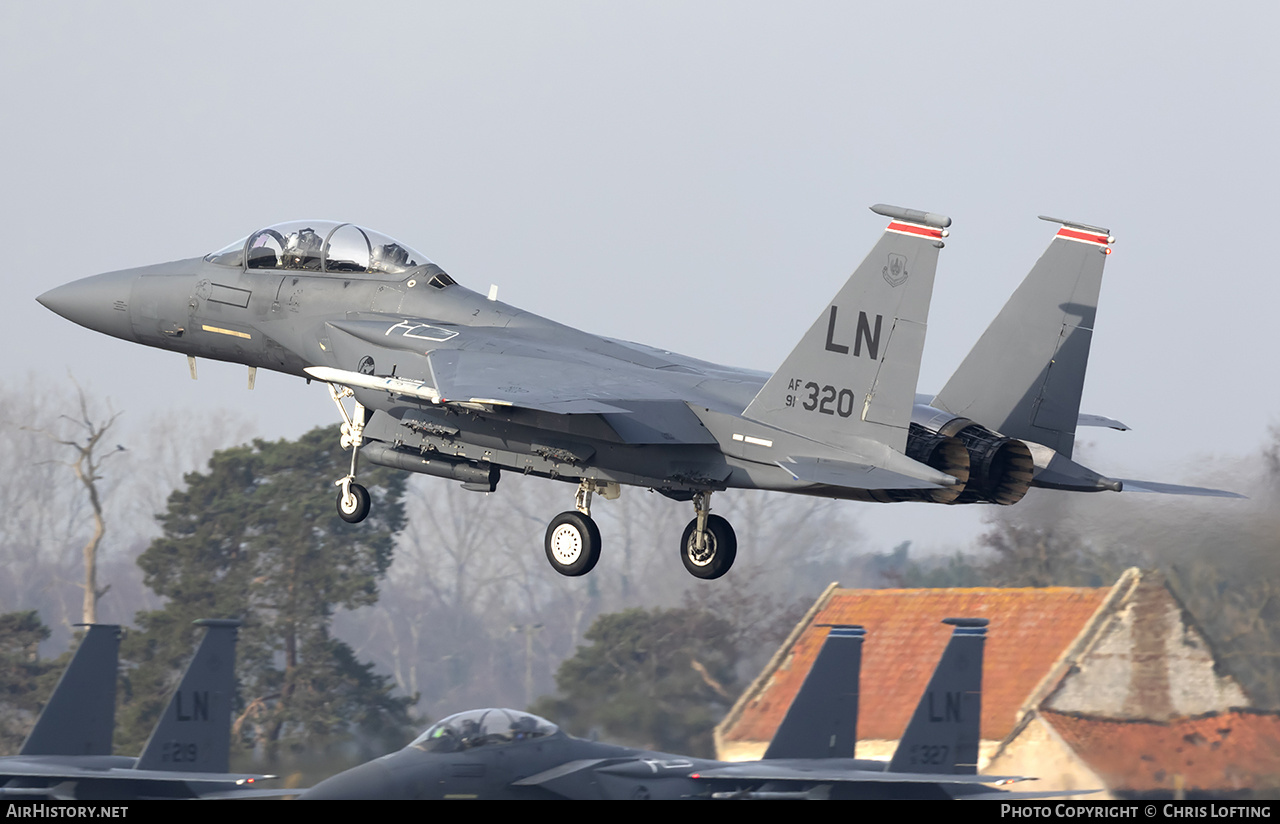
304;365;631;415
0;761;274;784
689;761;1029;785
775;455;957;491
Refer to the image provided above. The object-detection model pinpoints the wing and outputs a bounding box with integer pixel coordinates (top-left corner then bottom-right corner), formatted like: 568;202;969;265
689;760;1028;786
0;759;273;793
312;316;727;445
320;318;693;409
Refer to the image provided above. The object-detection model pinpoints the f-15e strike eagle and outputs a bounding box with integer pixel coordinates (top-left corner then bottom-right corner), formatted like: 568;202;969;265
301;618;1074;800
37;206;1238;580
0;620;274;800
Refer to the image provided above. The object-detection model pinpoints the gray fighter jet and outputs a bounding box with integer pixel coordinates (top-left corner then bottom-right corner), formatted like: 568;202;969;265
0;619;273;800
37;208;1237;580
300;618;1031;800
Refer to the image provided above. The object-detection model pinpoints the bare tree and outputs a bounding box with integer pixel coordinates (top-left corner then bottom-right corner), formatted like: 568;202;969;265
25;385;123;624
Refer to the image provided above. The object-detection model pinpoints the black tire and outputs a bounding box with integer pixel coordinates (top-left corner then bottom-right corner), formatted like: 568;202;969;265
680;514;737;579
544;511;602;576
337;483;371;523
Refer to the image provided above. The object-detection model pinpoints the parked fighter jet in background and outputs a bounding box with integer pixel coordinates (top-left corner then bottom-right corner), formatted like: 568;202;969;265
37;207;1239;580
0;619;273;800
301;617;1059;800
15;624;120;761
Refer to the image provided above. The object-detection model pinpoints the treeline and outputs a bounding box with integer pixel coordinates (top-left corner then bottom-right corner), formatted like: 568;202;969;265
1;382;1276;767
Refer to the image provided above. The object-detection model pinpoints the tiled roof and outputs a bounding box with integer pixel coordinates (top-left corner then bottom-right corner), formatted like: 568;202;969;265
723;586;1110;747
1042;709;1280;793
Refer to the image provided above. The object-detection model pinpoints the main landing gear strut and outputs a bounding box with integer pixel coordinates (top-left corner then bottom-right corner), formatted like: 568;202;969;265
543;480;606;577
679;491;736;580
541;483;737;580
324;382;372;523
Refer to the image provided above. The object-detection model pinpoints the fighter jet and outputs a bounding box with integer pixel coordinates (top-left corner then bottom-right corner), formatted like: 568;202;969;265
37;207;1237;581
299;618;1039;800
0;619;274;800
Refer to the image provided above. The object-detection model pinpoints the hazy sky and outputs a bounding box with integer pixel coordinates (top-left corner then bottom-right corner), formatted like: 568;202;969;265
2;1;1274;552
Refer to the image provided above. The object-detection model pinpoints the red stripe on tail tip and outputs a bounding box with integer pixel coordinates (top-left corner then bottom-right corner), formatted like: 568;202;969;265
1057;227;1110;245
887;221;944;239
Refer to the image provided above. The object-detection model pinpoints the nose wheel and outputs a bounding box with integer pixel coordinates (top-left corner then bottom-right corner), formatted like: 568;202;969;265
337;481;371;523
321;381;373;523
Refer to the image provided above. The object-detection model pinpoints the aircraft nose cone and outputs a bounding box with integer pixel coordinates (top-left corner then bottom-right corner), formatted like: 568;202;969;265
38;269;138;342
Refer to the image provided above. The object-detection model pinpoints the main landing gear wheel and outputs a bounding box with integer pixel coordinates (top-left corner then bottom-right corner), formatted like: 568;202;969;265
337;483;371;523
680;514;736;580
545;511;602;577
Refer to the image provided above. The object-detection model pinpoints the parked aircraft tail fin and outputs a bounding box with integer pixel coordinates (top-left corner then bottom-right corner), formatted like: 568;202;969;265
743;204;950;455
763;625;865;760
888;618;986;775
20;624;121;757
135;619;241;774
932;217;1114;458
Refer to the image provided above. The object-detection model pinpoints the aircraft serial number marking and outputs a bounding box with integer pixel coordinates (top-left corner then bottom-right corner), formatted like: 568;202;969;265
787;382;856;417
160;740;199;763
905;744;949;766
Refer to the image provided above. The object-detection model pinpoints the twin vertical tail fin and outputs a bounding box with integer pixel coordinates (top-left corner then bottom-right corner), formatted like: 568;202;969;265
932;218;1113;459
763;625;865;760
20;624;121;757
744;205;950;456
888;618;986;775
135;619;241;774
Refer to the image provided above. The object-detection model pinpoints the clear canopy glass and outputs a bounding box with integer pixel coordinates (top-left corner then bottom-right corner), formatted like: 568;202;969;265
409;709;559;754
205;220;433;277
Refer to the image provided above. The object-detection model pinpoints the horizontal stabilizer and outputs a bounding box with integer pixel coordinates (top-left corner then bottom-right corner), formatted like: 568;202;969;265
1077;413;1129;431
776;455;956;491
1117;478;1245;499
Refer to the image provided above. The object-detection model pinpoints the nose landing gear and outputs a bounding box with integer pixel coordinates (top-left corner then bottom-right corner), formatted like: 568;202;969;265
323;381;372;523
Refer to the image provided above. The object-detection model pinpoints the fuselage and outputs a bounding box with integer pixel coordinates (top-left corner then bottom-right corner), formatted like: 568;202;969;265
38;242;928;501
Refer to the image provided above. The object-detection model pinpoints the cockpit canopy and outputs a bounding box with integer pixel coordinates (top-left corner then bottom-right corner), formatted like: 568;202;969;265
409;708;559;754
205;220;434;277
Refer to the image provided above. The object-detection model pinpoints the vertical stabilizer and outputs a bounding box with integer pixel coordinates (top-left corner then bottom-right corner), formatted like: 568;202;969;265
887;618;986;775
20;624;121;756
744;205;950;455
135;619;240;773
932;218;1113;458
763;625;864;759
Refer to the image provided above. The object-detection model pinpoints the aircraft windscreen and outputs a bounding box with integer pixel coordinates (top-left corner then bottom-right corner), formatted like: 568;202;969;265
410;708;558;754
204;220;436;278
